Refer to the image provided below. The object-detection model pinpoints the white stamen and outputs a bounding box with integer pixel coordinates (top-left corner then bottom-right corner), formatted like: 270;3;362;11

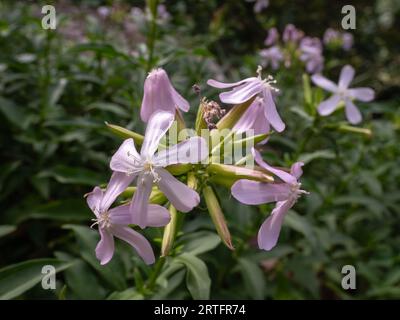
257;66;280;93
90;212;111;229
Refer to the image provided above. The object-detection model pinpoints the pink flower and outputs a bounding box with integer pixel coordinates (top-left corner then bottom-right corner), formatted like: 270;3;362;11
282;24;304;43
247;0;269;13
231;148;308;250
233;97;270;143
264;27;279;46
110;111;208;228
300;37;324;74
260;46;284;70
342;33;353;51
311;65;375;124
140;68;190;122
207;67;285;132
86;177;170;265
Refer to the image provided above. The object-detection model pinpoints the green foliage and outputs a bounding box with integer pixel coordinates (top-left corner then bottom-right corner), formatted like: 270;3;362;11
0;0;399;300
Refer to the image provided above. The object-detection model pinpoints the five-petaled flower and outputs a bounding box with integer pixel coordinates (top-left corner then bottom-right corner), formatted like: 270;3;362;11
110;111;208;228
207;66;285;132
141;68;190;122
231;148;308;251
311;65;375;124
86;177;170;265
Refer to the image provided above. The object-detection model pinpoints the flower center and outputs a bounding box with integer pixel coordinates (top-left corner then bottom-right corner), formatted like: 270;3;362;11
142;160;161;183
257;65;280;93
91;211;111;229
289;182;309;202
337;88;348;99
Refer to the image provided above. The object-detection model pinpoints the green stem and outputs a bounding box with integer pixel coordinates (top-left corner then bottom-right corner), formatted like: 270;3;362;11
295;114;320;159
147;256;165;291
146;0;159;72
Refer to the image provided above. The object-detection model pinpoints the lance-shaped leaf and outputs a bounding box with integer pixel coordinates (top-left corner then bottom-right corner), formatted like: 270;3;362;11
337;124;372;137
165;163;193;176
203;186;234;250
120;187;167;205
161;205;179;257
195;99;208;135
105;122;144;146
207;163;274;183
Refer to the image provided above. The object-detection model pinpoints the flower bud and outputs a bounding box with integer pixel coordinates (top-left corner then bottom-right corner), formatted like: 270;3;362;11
203;186;234;250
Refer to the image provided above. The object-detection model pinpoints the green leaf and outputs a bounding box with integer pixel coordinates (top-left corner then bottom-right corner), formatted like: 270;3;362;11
49;78;68;106
238;258;265;300
180;231;221;255
0;97;29;129
7;199;91;224
298;150;336;164
86;102;130;118
55;252;106;300
63;225;127;291
0;225;16;238
175;253;211;300
284;211;317;247
105;122;144;146
0;259;72;300
38;165;104;186
107;288;144;300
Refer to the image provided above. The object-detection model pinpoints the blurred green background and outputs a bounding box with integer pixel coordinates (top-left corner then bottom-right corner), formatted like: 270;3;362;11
0;0;399;299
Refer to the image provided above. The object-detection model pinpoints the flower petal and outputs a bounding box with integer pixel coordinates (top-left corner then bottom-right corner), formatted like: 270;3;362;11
348;88;375;102
338;65;355;89
252;148;296;184
231;180;291;205
317;94;341;116
154;136;208;167
155;168;200;212
111;226;155;265
109;204;131;225
141;68;189;122
258;200;293;251
146;204;171;227
345;99;362;124
130;173;153;228
311;74;338;92
170;86;190;112
263;88;285;132
95;228;115;265
141;111;174;158
290;162;304;179
101;171;134;212
110;138;141;174
207;77;256;89
86;186;103;217
219;79;264;104
232;97;260;134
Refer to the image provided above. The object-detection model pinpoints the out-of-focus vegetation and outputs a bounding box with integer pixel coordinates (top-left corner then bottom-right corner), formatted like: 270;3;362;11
0;0;399;299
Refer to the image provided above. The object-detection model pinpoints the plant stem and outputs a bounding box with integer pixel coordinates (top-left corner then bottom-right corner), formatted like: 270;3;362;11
146;0;159;72
147;256;165;291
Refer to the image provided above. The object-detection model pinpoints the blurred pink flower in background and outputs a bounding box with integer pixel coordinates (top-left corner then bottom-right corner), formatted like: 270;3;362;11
264;27;279;46
312;65;375;124
282;24;304;43
260;46;284;70
300;37;324;74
